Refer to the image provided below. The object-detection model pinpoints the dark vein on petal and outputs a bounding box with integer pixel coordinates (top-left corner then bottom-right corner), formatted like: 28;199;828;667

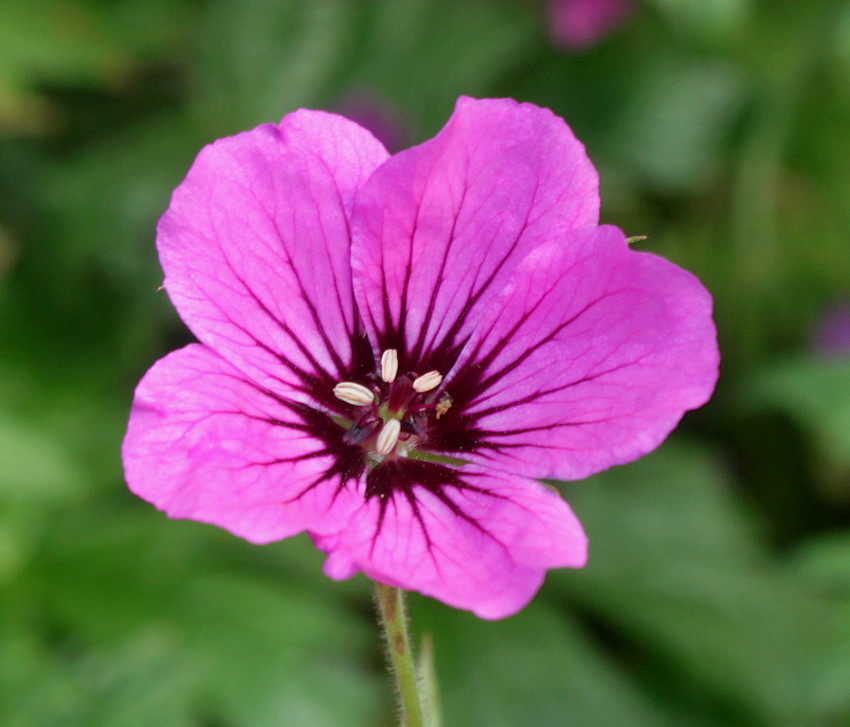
423;176;545;366
409;158;471;363
309;148;360;342
199;223;337;384
269;217;348;374
469;359;639;420
473;282;613;397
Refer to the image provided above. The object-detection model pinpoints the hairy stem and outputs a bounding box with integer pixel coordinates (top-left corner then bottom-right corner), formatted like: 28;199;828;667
374;583;425;727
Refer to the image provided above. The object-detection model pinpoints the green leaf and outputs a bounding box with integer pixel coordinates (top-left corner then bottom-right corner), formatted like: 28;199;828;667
552;441;828;725
0;628;90;727
0;0;131;132
792;533;850;719
610;58;745;192
645;0;753;42
0;409;81;501
191;0;356;130
346;0;537;138
179;574;381;727
412;600;676;727
32;508;382;727
743;356;850;471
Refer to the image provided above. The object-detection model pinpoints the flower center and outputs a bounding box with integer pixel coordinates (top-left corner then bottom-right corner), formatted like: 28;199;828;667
332;348;452;462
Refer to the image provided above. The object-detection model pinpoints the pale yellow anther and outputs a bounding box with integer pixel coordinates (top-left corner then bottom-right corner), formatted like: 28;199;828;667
412;370;442;393
380;349;398;383
375;418;401;455
333;382;375;406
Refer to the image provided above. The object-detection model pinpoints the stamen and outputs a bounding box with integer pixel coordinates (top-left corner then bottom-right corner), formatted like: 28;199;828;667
412;370;442;393
376;419;401;455
333;382;375;406
380;349;398;383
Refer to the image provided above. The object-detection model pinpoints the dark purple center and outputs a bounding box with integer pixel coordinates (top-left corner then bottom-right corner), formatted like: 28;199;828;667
242;317;508;516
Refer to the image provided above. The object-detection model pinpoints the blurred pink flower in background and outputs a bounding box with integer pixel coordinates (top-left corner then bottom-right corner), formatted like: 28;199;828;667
335;90;411;154
123;97;718;619
811;299;850;358
548;0;634;50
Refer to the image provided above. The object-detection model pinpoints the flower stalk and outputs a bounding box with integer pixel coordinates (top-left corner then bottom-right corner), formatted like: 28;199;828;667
374;583;426;727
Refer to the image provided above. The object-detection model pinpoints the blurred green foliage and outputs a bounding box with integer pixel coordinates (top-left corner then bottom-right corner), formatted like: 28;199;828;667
2;0;850;725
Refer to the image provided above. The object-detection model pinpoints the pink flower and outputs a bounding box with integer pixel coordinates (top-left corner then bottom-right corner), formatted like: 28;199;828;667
811;299;850;358
548;0;634;51
123;97;718;619
335;90;410;154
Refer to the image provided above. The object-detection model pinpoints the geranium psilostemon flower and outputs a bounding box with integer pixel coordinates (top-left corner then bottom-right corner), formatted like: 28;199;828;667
123;97;719;619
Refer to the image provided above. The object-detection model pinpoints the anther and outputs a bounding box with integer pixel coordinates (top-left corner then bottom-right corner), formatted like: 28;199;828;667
412;370;442;393
333;382;375;406
380;349;398;383
375;419;401;455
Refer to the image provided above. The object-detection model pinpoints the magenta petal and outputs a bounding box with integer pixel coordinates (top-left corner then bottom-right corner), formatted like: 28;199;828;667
454;225;719;480
157;110;389;396
351;96;599;370
124;96;721;619
312;465;587;619
122;344;363;543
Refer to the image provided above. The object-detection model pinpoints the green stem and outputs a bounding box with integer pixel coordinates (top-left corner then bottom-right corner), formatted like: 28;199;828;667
374;583;424;727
